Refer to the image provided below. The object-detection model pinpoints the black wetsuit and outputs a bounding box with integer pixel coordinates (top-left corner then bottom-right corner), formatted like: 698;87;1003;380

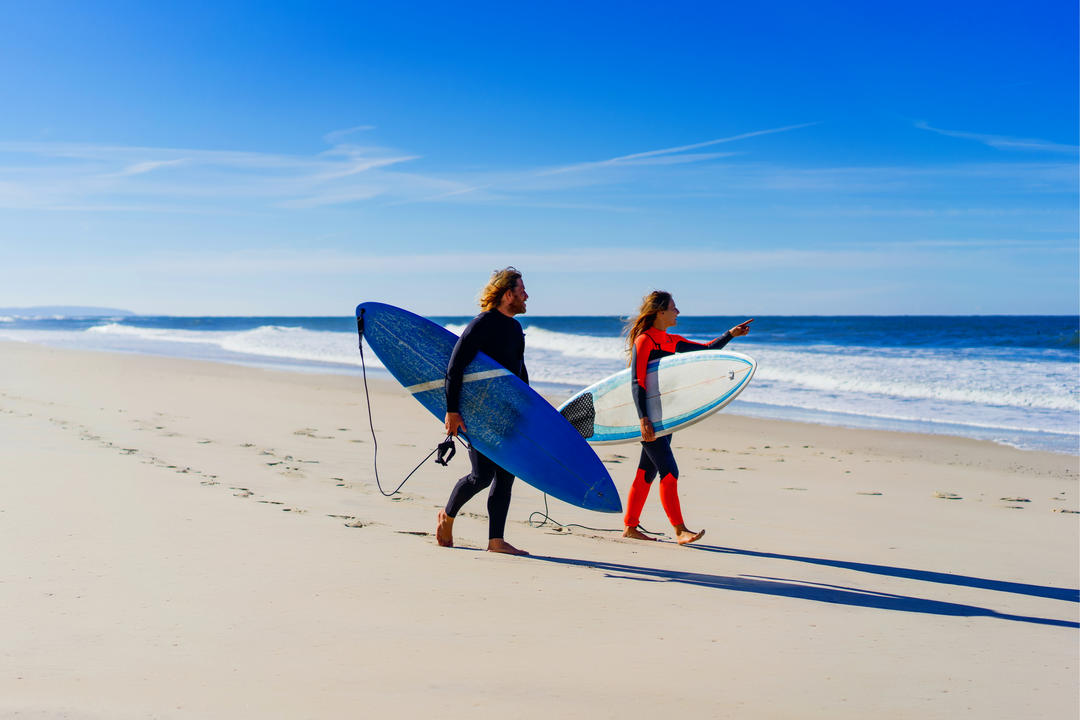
443;310;528;539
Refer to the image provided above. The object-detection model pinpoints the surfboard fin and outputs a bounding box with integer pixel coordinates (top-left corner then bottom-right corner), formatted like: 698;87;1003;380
559;393;596;439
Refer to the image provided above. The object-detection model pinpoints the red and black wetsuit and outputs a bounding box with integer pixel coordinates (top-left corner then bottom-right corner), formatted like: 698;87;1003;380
625;326;732;529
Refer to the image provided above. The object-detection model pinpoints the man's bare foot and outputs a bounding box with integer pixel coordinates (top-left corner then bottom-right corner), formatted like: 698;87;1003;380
487;538;529;556
675;527;705;545
436;510;454;547
622;526;657;541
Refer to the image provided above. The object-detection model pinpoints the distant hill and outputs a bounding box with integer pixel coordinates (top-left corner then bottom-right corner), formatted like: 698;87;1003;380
0;306;137;318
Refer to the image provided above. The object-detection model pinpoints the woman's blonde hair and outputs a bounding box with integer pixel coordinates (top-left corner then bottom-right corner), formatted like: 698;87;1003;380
625;290;673;359
478;267;523;311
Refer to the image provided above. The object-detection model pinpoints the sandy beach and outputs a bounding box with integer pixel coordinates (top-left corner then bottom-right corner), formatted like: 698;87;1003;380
1;339;1076;719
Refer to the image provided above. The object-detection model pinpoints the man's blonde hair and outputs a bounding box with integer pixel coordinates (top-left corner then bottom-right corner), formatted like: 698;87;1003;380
478;267;523;311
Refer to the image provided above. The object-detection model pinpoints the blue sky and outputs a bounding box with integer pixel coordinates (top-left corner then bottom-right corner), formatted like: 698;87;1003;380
1;0;1076;316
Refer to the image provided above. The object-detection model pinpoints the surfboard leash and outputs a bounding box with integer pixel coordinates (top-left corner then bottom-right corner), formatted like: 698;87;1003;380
357;310;467;498
528;494;666;539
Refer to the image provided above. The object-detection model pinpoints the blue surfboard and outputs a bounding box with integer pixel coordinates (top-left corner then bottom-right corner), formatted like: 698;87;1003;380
355;302;621;513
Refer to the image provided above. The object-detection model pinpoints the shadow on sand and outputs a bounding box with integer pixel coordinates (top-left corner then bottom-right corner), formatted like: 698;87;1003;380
526;553;1079;629
687;543;1080;603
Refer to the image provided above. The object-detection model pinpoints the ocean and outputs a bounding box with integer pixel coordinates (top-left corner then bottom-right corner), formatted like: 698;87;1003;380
2;313;1077;455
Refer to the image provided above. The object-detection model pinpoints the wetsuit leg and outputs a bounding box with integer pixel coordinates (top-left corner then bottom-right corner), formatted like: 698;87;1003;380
639;435;678;480
625;443;660;527
658;473;684;527
445;445;496;518
640;436;684;527
445;446;516;540
486;466;515;540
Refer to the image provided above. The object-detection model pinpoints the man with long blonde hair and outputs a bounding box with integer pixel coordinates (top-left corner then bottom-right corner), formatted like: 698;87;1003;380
437;267;530;555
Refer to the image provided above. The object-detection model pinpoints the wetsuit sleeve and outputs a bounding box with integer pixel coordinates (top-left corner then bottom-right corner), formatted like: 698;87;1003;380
673;331;733;353
445;318;486;414
631;334;652;419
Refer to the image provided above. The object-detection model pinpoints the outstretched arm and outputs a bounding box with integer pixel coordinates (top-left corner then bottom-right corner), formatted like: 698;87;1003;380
674;318;753;353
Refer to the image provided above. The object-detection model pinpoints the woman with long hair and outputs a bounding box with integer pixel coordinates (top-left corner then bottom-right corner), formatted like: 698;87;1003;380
624;291;752;544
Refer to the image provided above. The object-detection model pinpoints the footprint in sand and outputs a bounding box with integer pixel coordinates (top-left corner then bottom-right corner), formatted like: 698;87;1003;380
294;428;335;439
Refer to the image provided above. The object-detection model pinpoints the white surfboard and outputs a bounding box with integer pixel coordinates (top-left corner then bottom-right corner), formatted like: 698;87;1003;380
557;350;757;445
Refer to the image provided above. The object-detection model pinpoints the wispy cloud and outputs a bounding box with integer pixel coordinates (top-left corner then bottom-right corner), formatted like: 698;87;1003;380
116;159;189;177
1;121;1071;217
393;123;816;205
915;122;1079;154
323;125;377;144
0;140;431;211
540;122;818;176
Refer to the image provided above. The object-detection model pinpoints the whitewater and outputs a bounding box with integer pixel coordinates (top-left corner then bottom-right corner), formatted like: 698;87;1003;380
1;314;1076;453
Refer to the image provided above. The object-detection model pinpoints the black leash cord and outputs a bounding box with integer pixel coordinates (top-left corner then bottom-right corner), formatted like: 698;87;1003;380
528;493;666;538
358;321;463;497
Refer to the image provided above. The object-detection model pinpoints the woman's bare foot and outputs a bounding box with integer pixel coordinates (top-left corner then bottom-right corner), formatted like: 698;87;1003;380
622;526;657;541
487;538;529;556
674;526;705;545
436;510;454;547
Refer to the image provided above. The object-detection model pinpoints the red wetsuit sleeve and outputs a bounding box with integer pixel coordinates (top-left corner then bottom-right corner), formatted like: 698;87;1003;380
633;333;654;389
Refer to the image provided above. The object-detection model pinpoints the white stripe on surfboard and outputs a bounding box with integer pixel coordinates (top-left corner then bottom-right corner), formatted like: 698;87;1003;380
405;368;511;395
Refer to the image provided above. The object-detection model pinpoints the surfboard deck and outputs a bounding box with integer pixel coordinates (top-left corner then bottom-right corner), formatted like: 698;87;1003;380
355;302;621;513
558;350;756;445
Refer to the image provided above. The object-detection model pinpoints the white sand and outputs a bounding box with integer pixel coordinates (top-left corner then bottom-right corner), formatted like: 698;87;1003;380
1;341;1076;719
